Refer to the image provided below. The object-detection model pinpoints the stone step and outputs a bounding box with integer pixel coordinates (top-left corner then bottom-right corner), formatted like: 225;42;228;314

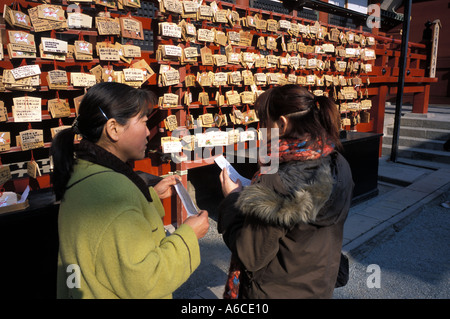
383;135;446;151
384;112;450;131
379;155;450;171
386;126;450;141
385;104;450;116
397;118;450;131
381;144;450;164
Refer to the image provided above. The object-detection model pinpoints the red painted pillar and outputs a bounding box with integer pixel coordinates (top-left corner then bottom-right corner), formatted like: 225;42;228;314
412;84;430;114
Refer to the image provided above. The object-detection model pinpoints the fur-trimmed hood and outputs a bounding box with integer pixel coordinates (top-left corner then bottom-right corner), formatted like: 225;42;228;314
235;157;334;228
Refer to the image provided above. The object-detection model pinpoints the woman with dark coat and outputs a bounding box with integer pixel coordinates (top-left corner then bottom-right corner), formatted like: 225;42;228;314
218;85;354;299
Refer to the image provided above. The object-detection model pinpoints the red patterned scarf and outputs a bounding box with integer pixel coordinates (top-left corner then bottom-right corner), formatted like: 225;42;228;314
254;137;335;178
271;137;335;163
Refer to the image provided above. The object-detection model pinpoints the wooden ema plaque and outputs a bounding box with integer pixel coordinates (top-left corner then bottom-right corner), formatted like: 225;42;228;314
120;16;144;40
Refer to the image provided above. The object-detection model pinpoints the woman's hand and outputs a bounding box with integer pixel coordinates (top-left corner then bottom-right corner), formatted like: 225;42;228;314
153;175;181;200
183;210;210;239
219;168;243;197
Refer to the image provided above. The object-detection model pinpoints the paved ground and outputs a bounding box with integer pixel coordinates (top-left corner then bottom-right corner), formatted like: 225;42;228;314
333;191;450;299
173;157;450;299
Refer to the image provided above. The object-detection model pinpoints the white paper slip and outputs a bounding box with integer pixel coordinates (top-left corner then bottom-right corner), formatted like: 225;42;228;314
17;186;30;204
174;181;199;217
214;155;251;186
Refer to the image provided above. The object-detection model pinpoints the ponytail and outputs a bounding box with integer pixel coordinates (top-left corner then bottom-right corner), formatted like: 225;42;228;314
50;126;77;201
314;95;342;152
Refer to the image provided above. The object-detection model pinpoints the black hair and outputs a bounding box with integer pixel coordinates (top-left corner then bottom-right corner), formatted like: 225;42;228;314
50;82;156;201
255;84;342;151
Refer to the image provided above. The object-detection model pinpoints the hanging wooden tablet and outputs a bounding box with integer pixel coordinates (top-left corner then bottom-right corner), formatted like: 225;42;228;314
183;46;199;60
0;102;7;122
70;73;97;88
8;31;36;53
278;20;291;32
197;29;215;43
185;74;196;87
0;132;11;152
12;97;42;122
159;22;182;38
198;5;213;21
239;31;253;47
181;1;197;19
48;98;71;118
361;49;376;61
47;70;69;90
164;115;178;131
361;99;372;110
122;44;141;58
96;17;121;36
213;54;227;67
287;74;297;84
98;47;120;61
122;68;144;83
266;19;278;33
267;55;278;68
50;125;71;139
67;12;93;29
37;4;66;22
215;30;228;47
19;129;44;151
214;9;228;23
26;160;40;178
226;91;240;106
200;46;213;66
227;10;240;27
289;23;300;37
74;40;94;60
120;16;144;40
227;31;240;45
240;91;255;105
95;0;117;9
161;137;182;154
123;0;141;8
7;43;36;59
366;37;376;46
28;6;67;32
185;114;195;130
160;68;180;86
131;59;155;83
180;20;196;41
41;37;68;55
5;5;32;30
328;28;340;42
198;92;209;106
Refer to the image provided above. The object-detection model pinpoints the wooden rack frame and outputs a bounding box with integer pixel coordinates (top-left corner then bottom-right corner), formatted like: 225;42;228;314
0;0;437;226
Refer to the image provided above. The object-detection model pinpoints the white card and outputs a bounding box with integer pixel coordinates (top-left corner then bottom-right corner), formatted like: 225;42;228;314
174;181;199;217
214;155;251;186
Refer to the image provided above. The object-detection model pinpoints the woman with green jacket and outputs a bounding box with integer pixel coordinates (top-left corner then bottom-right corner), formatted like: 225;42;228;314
52;82;209;299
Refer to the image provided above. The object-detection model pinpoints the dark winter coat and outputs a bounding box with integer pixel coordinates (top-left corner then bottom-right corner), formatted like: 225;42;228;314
217;151;354;299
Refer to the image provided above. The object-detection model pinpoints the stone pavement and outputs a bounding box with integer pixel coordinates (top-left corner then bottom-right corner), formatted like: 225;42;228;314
173;155;450;299
342;156;450;258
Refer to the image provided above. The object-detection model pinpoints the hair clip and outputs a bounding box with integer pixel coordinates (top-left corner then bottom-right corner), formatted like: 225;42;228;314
98;106;109;120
